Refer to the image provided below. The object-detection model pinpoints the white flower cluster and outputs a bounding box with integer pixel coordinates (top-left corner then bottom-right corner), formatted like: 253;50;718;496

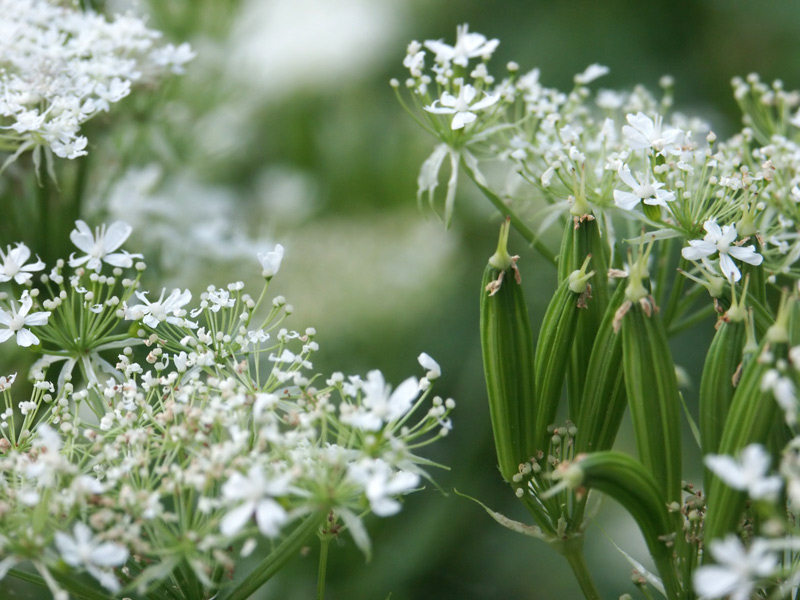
396;25;800;288
0;221;453;599
0;0;194;165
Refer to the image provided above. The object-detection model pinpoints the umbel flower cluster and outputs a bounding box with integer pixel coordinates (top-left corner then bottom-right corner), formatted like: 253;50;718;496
0;222;453;599
0;0;195;168
397;24;800;600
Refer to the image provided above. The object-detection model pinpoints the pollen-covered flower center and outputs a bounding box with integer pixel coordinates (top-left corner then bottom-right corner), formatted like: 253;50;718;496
8;314;24;332
148;302;167;322
637;183;655;198
2;259;20;277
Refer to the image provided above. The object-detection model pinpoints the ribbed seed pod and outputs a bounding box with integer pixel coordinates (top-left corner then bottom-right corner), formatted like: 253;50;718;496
532;257;594;455
702;299;791;548
480;219;536;483
575;280;627;454
620;298;683;506
557;217;610;416
699;316;746;458
567;452;682;600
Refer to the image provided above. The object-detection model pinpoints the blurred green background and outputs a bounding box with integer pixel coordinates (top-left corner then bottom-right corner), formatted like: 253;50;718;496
6;0;800;598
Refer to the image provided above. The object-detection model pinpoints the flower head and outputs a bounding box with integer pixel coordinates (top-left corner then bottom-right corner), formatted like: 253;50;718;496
0;243;45;284
342;370;420;431
0;291;50;347
347;458;420;517
681;218;763;283
54;522;129;593
257;244;284;278
613;165;675;211
424;79;499;130
705;443;782;500
693;535;777;600
68;220;142;272
125;288;192;328
424;24;499;67
623;112;684;156
220;466;290;538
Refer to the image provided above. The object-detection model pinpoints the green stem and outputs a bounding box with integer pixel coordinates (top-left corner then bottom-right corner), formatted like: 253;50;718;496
561;541;601;600
317;533;332;600
461;157;557;265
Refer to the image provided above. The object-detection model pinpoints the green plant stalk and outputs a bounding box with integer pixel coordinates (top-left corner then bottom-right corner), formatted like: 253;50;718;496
317;533;332;600
222;512;326;600
559;536;602;600
462;157;557;265
574;452;682;600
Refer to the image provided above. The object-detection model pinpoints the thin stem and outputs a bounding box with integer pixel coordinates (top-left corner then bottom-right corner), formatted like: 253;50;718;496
560;538;601;600
461;157;557;265
317;533;332;600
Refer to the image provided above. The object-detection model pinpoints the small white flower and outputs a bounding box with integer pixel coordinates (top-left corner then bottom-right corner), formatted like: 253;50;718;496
0;291;51;347
220;465;290;538
623;112;684;156
705;444;782;501
424;79;500;130
613;165;675;211
342;370;419;431
417;352;441;380
54;522;129;593
125;288;192;328
424;24;499;67
574;64;609;85
347;458;420;517
257;244;284;278
693;535;777;600
681;218;763;283
68;220;142;272
0;243;45;284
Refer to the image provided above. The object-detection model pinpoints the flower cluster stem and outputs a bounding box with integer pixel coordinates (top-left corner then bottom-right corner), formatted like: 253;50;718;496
561;541;601;600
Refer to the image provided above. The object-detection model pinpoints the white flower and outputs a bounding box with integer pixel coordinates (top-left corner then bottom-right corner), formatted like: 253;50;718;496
347;458;421;517
0;243;45;284
417;352;441;380
257;244;284;278
574;64;609;85
424;79;500;130
0;291;50;347
705;444;782;501
681;218;763;283
762;368;797;424
54;522;129;593
693;535;777;600
424;24;499;67
220;465;290;538
342;370;419;431
125;288;192;328
68;220;141;272
623;112;684;156
613;165;675;211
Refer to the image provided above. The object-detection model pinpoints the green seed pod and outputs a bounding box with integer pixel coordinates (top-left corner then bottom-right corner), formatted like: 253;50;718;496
557;217;610;416
620;298;683;506
575;280;627;454
532;256;594;454
480;219;536;482
699;301;747;458
562;452;682;600
703;296;793;548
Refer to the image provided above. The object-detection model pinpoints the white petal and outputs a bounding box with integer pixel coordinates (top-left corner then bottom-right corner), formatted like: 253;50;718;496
728;245;763;266
102;222;133;253
16;329;39;347
70;220;95;253
220;502;255;537
387;376;420;421
681;240;716;261
451;111;476;130
417;352;441;379
255;499;288;538
719;253;741;282
693;565;740;597
23;311;50;327
613;190;640;210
